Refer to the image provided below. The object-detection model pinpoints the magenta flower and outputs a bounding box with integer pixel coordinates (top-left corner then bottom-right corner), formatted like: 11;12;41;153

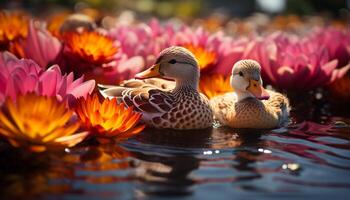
172;26;246;75
22;20;62;68
0;51;95;106
310;27;350;67
108;18;175;69
108;19;247;80
243;32;350;90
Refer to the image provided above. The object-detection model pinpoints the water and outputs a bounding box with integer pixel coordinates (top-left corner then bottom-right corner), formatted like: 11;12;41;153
1;103;350;199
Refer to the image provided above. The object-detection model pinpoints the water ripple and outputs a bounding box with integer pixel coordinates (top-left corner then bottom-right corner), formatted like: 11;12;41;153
1;119;350;199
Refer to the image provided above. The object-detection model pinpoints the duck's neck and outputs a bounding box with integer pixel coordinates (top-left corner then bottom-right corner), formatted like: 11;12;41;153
174;77;199;92
234;90;254;102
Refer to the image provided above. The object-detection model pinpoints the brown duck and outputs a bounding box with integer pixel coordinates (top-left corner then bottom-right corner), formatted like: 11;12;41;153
99;46;213;130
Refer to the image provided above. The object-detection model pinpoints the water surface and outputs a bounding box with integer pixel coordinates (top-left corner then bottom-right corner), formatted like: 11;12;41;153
1;101;350;200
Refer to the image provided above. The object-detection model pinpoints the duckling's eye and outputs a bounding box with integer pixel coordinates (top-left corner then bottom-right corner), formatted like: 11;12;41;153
238;71;244;77
168;59;177;64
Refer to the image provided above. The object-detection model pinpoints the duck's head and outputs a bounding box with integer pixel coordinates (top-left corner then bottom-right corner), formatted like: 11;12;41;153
135;46;199;87
230;60;270;101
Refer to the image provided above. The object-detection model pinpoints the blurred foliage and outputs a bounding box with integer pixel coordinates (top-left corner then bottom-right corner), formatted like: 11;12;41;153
1;0;349;19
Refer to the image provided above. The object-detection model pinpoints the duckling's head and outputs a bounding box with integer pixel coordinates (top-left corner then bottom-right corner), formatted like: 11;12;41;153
135;46;200;87
230;59;270;101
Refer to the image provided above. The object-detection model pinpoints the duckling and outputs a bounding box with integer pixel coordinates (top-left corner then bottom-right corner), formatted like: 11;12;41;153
99;46;213;130
210;59;290;129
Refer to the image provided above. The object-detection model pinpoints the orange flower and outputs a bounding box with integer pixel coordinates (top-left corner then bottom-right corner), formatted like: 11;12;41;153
183;44;217;71
8;40;25;58
199;74;233;99
75;94;145;139
63;31;118;66
0;94;88;152
0;11;28;45
47;12;71;38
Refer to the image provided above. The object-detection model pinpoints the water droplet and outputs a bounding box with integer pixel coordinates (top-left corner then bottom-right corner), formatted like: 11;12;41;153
333;121;349;128
258;148;271;154
315;92;322;99
282;163;301;172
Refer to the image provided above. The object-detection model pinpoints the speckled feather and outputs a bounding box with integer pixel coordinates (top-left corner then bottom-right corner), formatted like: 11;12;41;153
210;90;290;129
100;78;213;129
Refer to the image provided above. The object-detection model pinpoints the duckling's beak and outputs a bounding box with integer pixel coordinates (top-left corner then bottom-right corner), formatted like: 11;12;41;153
135;63;161;79
246;79;270;100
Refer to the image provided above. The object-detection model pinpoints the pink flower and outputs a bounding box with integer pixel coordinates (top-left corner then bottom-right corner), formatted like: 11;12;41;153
108;18;176;69
22;20;62;68
310;27;350;67
83;55;145;84
0;51;95;106
108;19;246;80
243;32;350;90
172;26;245;75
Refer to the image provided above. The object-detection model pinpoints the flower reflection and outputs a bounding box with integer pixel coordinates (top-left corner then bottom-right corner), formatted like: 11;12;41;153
0;148;77;199
77;145;134;184
80;145;132;170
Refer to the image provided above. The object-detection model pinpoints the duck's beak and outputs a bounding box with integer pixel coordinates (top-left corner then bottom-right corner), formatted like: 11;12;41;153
246;79;270;100
135;63;161;79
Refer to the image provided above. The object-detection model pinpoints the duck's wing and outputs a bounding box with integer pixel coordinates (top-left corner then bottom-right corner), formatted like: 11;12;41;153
211;92;284;128
264;90;290;110
263;90;290;126
210;92;238;125
123;87;175;123
99;78;175;123
136;78;176;90
98;78;175;100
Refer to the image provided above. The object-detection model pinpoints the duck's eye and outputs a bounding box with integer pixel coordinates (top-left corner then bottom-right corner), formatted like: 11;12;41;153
168;59;177;64
238;71;244;76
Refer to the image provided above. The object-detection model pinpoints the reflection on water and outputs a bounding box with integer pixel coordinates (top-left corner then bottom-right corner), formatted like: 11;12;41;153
1;115;350;199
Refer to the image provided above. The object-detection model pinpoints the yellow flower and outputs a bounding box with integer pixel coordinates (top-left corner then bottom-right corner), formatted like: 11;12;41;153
183;44;217;71
0;94;88;152
199;74;233;99
63;31;118;65
0;11;28;45
75;94;145;140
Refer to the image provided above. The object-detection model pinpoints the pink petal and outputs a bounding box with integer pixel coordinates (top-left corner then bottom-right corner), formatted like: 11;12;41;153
68;80;95;98
38;69;58;96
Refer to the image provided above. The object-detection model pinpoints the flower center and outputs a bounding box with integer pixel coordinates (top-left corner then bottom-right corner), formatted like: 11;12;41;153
183;44;217;70
199;74;233;99
64;31;118;65
0;11;28;44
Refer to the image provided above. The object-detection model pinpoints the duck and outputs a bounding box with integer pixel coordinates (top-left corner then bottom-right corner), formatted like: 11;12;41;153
99;46;213;130
210;59;290;129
